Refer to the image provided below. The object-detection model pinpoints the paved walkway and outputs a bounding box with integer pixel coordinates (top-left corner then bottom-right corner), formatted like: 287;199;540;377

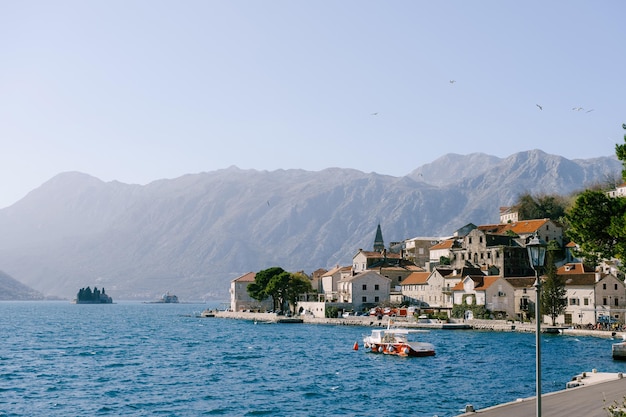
455;374;626;417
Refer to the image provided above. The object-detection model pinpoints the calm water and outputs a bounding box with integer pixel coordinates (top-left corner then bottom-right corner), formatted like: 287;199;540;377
1;302;625;417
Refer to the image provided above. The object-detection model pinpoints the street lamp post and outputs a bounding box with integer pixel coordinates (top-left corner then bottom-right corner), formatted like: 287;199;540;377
527;234;547;417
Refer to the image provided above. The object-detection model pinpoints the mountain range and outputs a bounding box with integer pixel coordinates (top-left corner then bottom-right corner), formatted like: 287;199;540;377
0;149;621;301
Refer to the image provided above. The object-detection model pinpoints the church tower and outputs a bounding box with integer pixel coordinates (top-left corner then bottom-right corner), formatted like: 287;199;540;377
373;224;385;252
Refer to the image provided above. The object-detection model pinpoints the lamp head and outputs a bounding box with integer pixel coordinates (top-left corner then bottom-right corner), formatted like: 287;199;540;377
527;234;547;269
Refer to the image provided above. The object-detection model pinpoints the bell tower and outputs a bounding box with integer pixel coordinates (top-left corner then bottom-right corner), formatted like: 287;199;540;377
373;224;384;252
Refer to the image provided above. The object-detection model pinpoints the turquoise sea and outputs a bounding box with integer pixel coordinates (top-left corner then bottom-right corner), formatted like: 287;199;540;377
1;301;626;417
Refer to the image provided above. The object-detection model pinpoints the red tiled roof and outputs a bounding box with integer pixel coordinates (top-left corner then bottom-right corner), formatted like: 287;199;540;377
451;275;500;291
400;272;430;285
233;272;256;282
474;275;501;290
558;263;595;274
431;239;454;250
478;219;550;235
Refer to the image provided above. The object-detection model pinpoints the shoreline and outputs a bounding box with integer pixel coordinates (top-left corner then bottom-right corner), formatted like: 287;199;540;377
203;310;624;340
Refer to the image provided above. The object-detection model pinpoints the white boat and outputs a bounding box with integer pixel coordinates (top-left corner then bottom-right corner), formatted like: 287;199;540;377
612;335;626;360
362;321;435;357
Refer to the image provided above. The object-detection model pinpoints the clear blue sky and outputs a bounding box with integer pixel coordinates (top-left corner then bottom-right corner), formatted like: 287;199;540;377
1;1;625;208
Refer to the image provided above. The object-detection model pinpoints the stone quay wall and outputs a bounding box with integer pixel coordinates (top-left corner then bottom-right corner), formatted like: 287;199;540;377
205;310;625;339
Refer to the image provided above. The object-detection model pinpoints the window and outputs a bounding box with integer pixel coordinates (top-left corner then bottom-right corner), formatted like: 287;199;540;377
362;284;367;290
584;298;589;306
375;284;379;290
374;296;380;302
603;284;607;290
616;284;619;290
603;297;608;305
569;298;578;306
362;296;367;302
616;298;620;307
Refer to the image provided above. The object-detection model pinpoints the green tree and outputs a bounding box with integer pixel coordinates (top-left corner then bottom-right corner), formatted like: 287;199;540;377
540;250;567;326
565;127;626;271
615;123;626;181
248;267;313;313
265;270;293;312
285;272;313;314
516;192;568;221
566;190;622;267
247;267;285;309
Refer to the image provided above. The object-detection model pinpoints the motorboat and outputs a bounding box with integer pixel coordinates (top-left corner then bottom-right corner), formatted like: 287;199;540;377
363;321;435;357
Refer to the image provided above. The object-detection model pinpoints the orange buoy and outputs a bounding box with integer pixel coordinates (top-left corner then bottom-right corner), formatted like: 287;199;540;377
353;341;359;350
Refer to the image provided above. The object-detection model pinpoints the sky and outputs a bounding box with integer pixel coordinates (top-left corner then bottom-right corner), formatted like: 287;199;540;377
1;1;625;209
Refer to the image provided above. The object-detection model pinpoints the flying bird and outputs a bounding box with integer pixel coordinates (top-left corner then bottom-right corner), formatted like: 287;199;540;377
586;109;594;113
371;112;378;116
572;107;583;111
536;104;543;110
449;80;456;84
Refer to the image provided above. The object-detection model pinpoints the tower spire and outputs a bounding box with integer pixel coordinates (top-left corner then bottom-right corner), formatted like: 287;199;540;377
373;224;384;252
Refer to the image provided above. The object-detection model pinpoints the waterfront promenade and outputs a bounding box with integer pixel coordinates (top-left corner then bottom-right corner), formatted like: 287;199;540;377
206;310;624;340
455;372;626;417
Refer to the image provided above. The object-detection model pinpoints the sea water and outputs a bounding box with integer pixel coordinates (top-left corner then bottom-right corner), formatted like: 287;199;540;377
1;301;625;417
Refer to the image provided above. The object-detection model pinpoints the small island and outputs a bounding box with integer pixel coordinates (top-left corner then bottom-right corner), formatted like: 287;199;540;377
150;292;179;303
73;286;113;304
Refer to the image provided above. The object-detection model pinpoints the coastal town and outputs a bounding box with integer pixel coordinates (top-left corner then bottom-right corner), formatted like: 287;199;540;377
229;185;626;330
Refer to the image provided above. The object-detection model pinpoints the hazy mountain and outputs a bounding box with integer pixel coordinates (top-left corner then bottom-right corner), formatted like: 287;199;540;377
0;270;43;300
0;150;621;301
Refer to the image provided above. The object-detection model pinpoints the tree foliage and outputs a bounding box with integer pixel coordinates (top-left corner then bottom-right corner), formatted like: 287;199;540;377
566;190;625;267
247;267;312;313
247;266;285;309
515;192;568;221
540;251;567;326
76;286;112;303
616;123;626;181
565;125;626;270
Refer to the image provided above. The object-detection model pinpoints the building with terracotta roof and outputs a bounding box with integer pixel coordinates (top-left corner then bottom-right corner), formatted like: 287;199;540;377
451;274;516;319
399;267;483;316
229;272;273;312
449;218;563;277
320;265;352;302
336;270;391;310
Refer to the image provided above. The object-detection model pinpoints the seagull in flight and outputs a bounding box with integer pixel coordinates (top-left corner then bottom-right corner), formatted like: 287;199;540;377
572;107;584;111
371;112;378;116
586;109;594;113
449;80;456;84
536;104;543;110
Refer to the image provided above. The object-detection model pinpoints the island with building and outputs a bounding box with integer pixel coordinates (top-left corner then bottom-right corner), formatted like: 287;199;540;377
73;286;113;304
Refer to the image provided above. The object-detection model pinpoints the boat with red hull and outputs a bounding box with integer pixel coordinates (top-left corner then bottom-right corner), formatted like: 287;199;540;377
363;323;435;357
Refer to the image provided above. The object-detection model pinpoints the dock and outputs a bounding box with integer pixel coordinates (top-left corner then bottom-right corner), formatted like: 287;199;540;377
456;370;626;417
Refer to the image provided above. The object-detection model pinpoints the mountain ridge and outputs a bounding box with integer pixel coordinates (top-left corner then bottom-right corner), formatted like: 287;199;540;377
0;150;621;301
